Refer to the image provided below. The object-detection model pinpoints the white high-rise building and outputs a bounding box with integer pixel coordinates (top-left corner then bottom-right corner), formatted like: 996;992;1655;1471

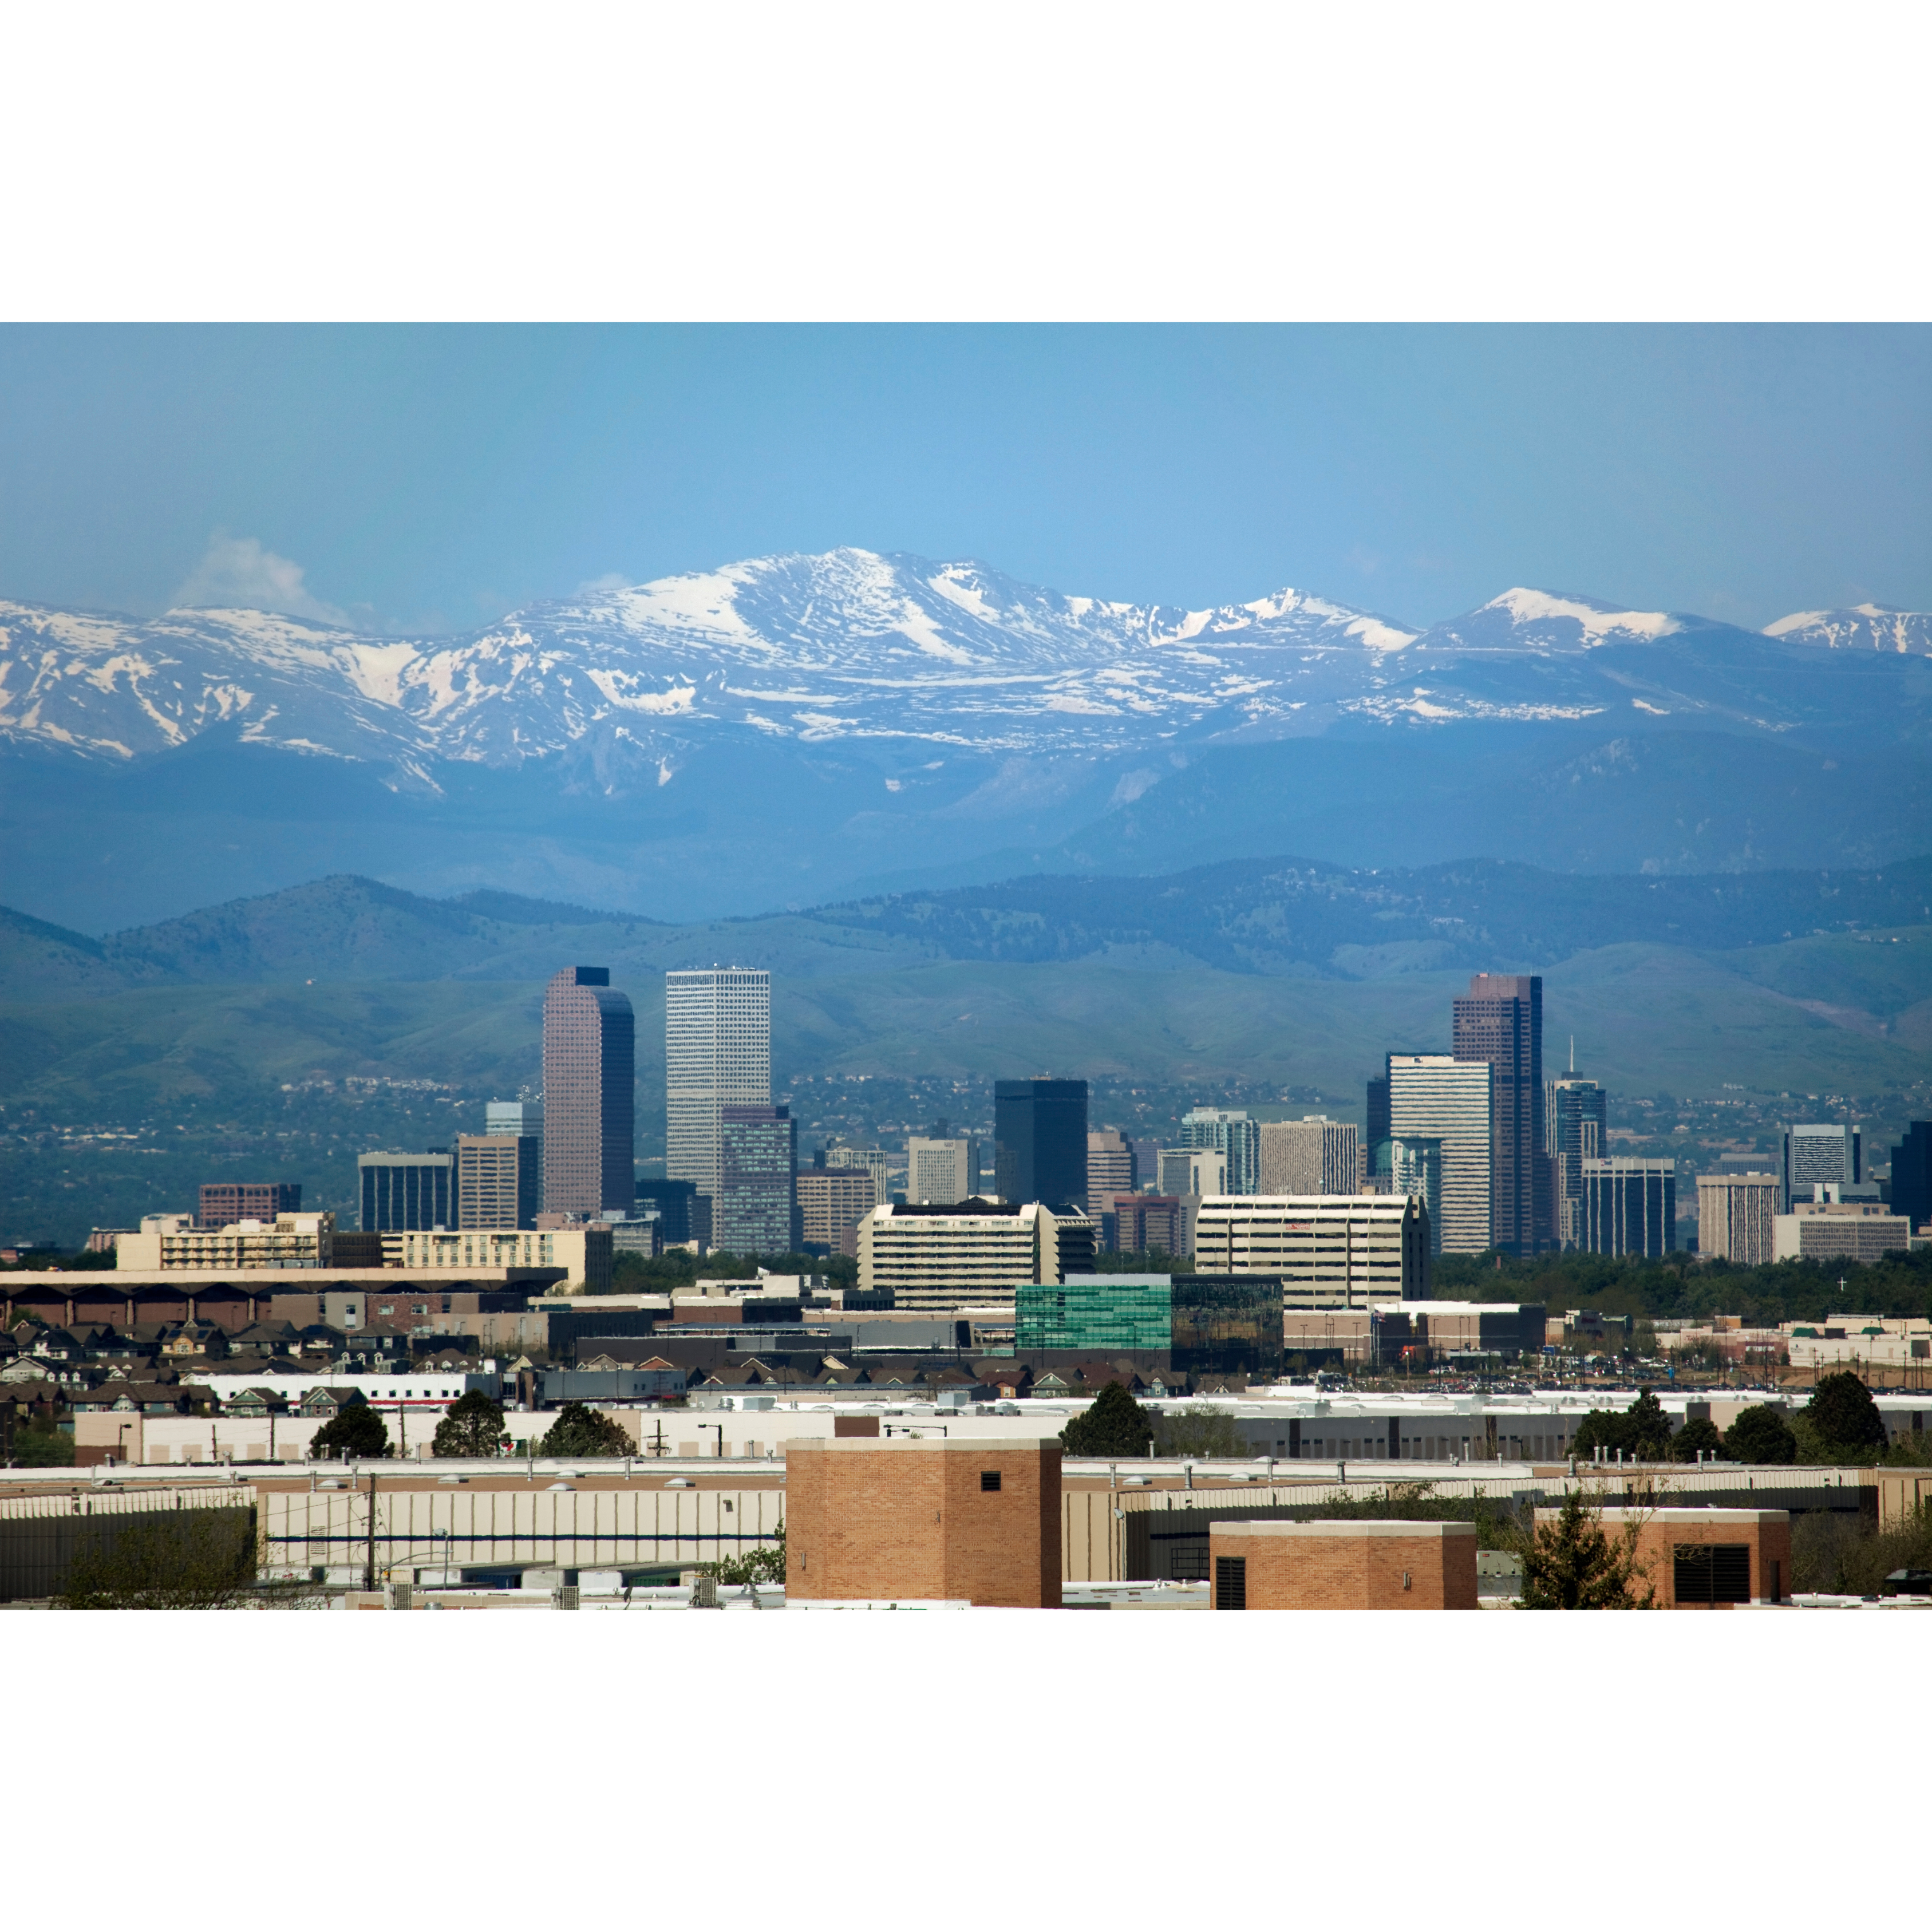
1388;1054;1492;1254
907;1136;978;1206
665;969;771;1216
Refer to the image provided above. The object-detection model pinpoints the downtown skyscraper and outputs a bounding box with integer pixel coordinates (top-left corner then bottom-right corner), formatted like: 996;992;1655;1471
541;967;635;1216
666;967;772;1228
1387;1054;1492;1254
1453;972;1550;1256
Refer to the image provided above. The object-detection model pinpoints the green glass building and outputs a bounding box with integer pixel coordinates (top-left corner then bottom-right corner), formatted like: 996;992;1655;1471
1016;1274;1173;1353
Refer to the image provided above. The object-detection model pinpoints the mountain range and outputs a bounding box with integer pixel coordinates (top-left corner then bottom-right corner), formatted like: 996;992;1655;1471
3;549;1929;928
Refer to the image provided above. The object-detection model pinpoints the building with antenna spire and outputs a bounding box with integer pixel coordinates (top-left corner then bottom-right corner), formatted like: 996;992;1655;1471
1546;1049;1608;1252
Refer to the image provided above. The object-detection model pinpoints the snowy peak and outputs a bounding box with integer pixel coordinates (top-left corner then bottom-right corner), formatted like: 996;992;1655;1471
0;555;1923;779
1763;603;1932;655
1416;587;1684;654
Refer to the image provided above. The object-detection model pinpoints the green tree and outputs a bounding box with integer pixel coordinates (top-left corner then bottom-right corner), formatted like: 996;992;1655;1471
1568;1387;1672;1462
1672;1416;1725;1461
1153;1402;1246;1459
432;1390;505;1458
5;1416;76;1467
58;1506;258;1609
1516;1491;1655;1609
1623;1388;1673;1460
538;1402;632;1457
1804;1371;1889;1460
705;1522;787;1587
312;1401;390;1460
1723;1404;1797;1465
1058;1380;1155;1457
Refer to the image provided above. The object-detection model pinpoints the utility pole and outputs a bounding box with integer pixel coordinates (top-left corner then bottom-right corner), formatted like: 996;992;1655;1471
364;1470;378;1592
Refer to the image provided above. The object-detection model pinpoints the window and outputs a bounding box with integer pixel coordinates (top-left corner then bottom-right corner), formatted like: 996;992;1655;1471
1214;1555;1247;1609
1674;1543;1751;1604
980;1470;1002;1492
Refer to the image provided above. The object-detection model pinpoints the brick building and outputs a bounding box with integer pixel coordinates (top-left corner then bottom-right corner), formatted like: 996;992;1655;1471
1550;1506;1792;1607
197;1182;301;1230
784;1436;1061;1607
1208;1520;1479;1609
796;1165;877;1254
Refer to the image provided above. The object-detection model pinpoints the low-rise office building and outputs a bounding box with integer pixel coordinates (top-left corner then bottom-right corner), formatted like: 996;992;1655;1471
1191;1195;1430;1310
1773;1203;1913;1264
386;1225;611;1290
118;1212;336;1271
1016;1274;1285;1381
857;1199;1095;1313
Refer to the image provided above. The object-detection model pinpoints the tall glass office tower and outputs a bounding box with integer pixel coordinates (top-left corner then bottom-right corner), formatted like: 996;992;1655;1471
666;967;772;1225
1546;1072;1607;1250
1453;973;1549;1255
542;966;635;1217
994;1078;1088;1208
1388;1054;1492;1254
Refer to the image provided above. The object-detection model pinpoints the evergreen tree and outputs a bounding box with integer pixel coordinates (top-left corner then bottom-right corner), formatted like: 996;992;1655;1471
433;1390;505;1457
1059;1380;1155;1457
312;1401;390;1460
1805;1371;1888;1457
1518;1491;1654;1609
1723;1404;1797;1465
1672;1416;1725;1461
1623;1388;1673;1460
538;1402;632;1457
1568;1386;1672;1461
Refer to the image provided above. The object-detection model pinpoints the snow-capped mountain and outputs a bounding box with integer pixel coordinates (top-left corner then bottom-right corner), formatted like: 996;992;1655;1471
0;551;1421;781
1763;603;1932;655
0;551;1925;795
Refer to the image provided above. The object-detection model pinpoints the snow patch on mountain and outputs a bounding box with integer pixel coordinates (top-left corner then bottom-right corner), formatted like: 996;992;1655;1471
1482;588;1680;642
0;554;1917;781
1764;604;1932;654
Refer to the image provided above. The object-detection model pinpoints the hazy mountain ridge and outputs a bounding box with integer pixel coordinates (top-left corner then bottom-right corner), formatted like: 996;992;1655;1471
7;855;1929;1002
5;553;1929;932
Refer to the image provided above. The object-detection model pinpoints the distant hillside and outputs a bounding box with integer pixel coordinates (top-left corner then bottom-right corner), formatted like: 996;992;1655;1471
812;854;1932;977
4;853;1930;1000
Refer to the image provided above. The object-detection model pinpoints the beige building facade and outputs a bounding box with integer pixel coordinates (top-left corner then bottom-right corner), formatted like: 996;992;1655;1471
1258;1118;1361;1196
856;1200;1095;1313
1773;1203;1913;1264
1192;1195;1431;1310
1696;1172;1780;1265
796;1166;878;1251
118;1212;335;1271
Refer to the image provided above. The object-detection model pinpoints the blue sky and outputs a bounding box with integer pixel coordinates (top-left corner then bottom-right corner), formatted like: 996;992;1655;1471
0;325;1925;635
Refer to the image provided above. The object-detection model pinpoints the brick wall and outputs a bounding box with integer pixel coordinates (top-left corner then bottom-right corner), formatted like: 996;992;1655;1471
1208;1520;1479;1609
1551;1506;1792;1608
785;1438;1060;1606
